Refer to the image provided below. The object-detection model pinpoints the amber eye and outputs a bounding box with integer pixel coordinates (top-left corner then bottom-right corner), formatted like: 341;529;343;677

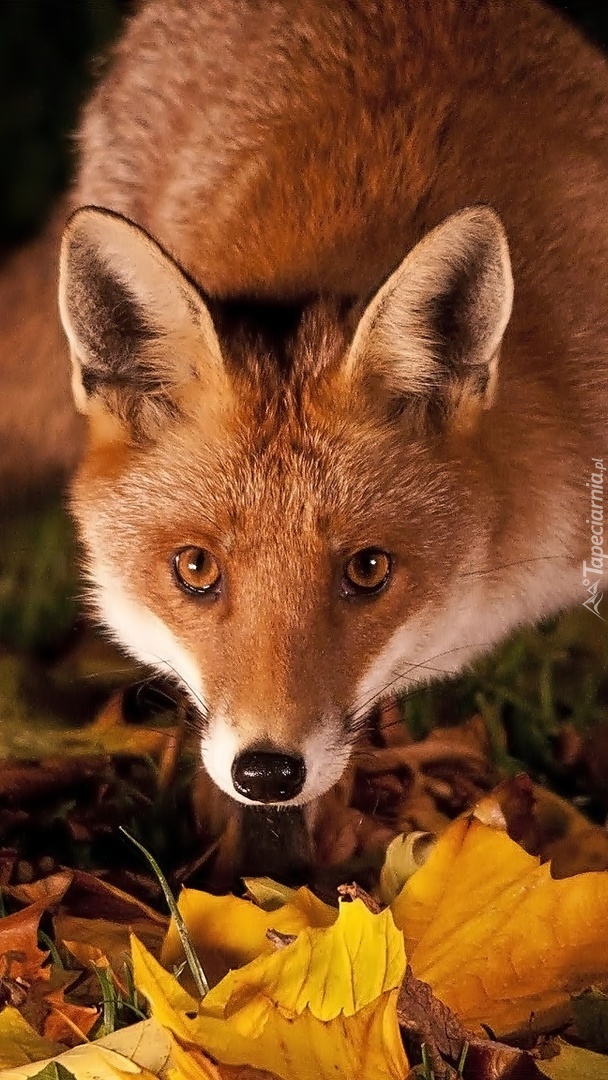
174;547;221;595
343;548;392;596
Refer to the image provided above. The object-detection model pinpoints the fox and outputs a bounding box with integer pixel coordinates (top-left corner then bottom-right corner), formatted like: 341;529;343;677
2;0;608;822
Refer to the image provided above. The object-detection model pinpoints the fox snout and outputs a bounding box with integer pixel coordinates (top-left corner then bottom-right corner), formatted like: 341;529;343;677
200;710;352;808
231;747;306;802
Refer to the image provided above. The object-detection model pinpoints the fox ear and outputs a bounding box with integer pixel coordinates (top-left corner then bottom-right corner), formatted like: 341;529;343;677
59;207;226;440
346;207;513;429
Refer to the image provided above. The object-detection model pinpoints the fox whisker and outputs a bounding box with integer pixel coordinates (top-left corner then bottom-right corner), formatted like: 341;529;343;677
343;637;494;737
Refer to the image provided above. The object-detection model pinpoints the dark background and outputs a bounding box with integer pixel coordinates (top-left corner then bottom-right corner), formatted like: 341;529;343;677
0;0;607;250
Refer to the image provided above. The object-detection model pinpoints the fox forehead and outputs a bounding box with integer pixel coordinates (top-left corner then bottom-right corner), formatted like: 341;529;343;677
78;375;451;562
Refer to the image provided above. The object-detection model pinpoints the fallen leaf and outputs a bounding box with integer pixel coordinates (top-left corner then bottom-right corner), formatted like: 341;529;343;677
166;1037;224;1080
42;986;99;1046
161;886;335;988
396;964;469;1067
378;831;435;905
0;1008;64;1069
0;1018;172;1080
337;882;381;912
0;903;49;985
545;825;608;879
571;987;608;1054
58;933;109;973
391;811;608;1037
491;775;608;877
70;690;174;758
537;1039;608;1079
7;872;73;909
56;913;166;986
99;1018;173;1071
134;898;409;1080
242;879;296;912
66;870;168;926
396;966;542;1079
167;1034;277;1080
27;1065;77;1080
463;1040;545;1079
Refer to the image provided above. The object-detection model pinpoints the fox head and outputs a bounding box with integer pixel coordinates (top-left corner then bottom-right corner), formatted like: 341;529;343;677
58;205;512;806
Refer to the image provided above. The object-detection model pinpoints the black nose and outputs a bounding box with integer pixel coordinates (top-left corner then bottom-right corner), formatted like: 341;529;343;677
231;749;306;802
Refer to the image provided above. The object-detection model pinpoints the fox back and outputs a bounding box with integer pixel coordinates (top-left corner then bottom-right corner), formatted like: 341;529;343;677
55;0;608;806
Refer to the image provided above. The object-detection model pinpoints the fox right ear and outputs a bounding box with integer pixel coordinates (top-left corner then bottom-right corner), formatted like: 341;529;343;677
345;207;513;432
59;207;227;441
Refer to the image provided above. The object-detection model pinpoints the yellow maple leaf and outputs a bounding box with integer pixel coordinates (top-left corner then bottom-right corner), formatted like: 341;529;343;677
0;1017;172;1080
167;1034;276;1079
166;1037;223;1080
134;898;409;1080
161;886;335;985
391;812;608;1037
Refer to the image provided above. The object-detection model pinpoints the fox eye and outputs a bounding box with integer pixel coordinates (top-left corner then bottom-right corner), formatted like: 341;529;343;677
174;547;221;595
342;548;392;596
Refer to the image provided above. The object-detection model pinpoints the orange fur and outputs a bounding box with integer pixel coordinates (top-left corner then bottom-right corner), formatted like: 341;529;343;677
3;0;608;805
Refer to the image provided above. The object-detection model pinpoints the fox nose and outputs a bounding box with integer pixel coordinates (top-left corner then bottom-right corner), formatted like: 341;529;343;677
231;748;306;802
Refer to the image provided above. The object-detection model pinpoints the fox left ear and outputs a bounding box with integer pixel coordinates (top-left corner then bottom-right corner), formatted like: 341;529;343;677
346;206;513;428
59;207;227;441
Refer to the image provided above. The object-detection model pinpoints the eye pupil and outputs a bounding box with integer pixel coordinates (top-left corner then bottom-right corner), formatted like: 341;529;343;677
174;547;221;595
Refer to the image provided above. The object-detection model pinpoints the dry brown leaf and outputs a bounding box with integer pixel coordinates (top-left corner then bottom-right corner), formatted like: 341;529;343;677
56;912;166;989
0;903;49;987
66;868;169;925
463;1040;546;1079
396;966;545;1080
491;775;608;877
42;985;98;1046
7;870;74;909
397;965;470;1065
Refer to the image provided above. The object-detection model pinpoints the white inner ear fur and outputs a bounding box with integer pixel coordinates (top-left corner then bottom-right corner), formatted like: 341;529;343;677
346;206;513;402
58;206;225;409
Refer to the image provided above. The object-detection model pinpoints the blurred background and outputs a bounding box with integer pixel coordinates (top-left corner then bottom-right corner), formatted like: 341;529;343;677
1;0;607;250
0;0;607;887
0;0;130;251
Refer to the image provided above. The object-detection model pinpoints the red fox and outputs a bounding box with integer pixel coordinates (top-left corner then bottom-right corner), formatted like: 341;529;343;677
3;0;608;810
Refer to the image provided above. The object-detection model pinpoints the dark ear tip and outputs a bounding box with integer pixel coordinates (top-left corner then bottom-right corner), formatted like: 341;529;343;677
66;204;130;228
64;205;107;236
61;205;145;258
61;207;108;265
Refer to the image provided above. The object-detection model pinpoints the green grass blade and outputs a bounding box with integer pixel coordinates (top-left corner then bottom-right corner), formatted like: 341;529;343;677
119;826;209;998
